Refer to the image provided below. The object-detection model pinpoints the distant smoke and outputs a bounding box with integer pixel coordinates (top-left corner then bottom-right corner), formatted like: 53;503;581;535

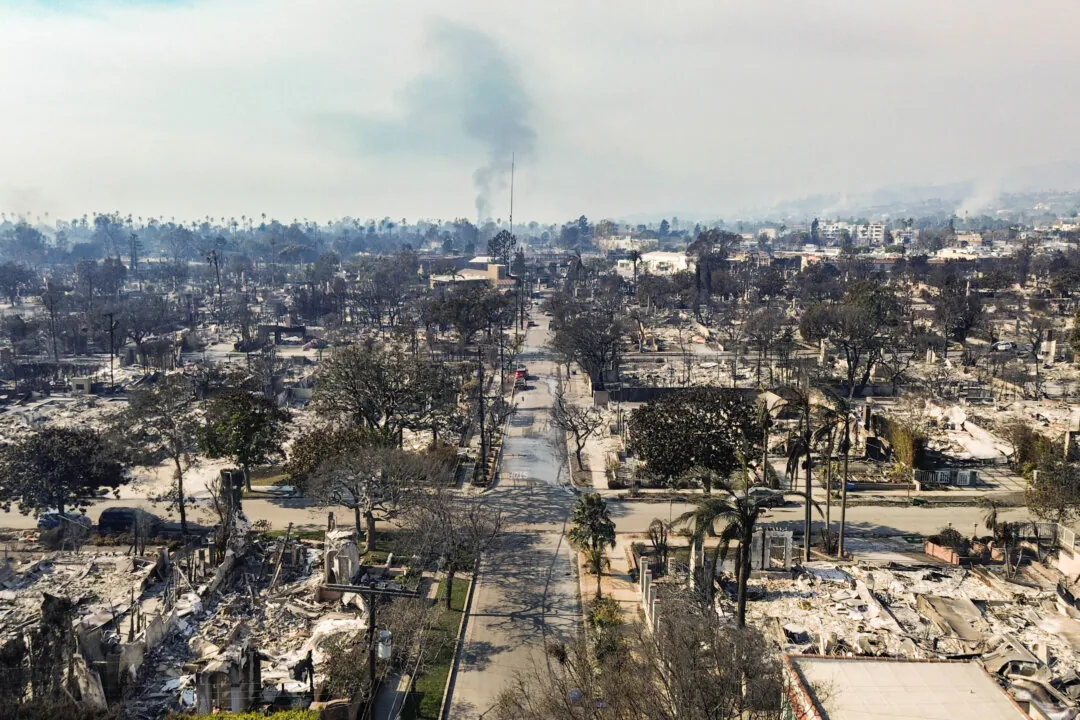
332;20;536;223
955;176;1000;218
426;21;537;221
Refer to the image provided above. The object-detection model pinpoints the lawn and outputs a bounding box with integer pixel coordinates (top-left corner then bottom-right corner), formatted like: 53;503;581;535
401;577;470;720
248;466;289;486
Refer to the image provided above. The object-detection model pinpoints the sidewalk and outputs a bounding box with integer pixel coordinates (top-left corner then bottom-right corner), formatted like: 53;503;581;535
576;535;643;620
561;371;621;492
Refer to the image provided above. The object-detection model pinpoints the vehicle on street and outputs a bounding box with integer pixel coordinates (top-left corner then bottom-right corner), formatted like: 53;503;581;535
98;507;164;536
735;487;788;507
37;512;92;532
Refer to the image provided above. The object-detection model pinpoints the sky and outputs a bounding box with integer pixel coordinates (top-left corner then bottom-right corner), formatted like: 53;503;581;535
2;0;1080;224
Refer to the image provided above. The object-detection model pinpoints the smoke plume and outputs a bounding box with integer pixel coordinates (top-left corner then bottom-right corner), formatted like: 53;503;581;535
332;19;536;222
428;21;536;221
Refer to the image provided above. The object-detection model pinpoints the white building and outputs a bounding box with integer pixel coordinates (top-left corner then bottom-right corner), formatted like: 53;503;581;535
616;251;695;278
856;222;886;246
596;235;659;253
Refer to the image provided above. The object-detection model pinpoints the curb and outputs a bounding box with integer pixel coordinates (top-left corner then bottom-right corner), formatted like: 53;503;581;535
437;561;480;720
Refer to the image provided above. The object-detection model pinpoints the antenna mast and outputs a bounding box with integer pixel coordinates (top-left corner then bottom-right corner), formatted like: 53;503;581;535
509;152;515;237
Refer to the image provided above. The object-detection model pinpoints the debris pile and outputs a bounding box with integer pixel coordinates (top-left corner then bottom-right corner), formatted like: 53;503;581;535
745;560;1080;718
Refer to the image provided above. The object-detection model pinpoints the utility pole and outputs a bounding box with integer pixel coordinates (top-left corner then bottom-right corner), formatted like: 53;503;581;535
103;312;118;387
838;413;851;559
478;345;487;480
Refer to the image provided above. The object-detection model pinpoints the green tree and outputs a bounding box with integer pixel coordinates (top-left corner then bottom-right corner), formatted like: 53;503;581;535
283;425;370;495
0;262;34;305
200;389;291;491
627;249;642;287
568;493;616;599
628;388;760;492
486;229;517;268
0;427;127;517
122;374;201;536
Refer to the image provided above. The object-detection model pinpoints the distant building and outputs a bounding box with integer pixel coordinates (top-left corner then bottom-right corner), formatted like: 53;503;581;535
784;656;1030;720
596;236;658;253
893;228;918;245
429;263;517;289
856;222;886;246
819;222;853;242
616;251;695;277
954;231;983;248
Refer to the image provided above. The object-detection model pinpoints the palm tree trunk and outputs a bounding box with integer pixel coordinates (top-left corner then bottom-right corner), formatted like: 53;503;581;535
838;417;850;558
824;431;834;542
737;525;753;628
803;425;813;562
595;551;603;599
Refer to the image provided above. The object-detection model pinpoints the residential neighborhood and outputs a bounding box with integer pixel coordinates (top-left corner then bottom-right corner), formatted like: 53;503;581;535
3;2;1080;720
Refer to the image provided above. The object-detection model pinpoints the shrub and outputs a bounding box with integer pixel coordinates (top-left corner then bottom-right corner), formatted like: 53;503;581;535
928;527;971;557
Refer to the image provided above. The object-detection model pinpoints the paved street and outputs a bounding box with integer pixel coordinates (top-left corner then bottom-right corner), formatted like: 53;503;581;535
447;315;580;719
604;497;1030;538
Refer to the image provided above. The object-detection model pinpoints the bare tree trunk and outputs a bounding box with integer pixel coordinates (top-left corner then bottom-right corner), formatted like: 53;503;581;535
445;566;455;610
803;427;813;563
364;509;376;553
174;457;188;538
838;418;850;558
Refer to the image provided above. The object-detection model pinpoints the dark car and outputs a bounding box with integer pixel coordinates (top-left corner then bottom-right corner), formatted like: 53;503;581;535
98;507;164;537
37;512;92;532
735;487;788;508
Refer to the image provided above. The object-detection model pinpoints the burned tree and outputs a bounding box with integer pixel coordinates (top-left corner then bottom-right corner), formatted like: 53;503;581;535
122;374;201;536
551;388;605;468
307;440;447;547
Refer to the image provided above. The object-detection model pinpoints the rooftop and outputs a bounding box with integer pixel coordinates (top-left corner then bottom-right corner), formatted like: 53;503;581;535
788;656;1029;720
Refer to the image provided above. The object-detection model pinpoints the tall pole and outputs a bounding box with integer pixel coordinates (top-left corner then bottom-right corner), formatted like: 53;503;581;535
366;591;377;717
803;403;813;563
104;312;117;387
838;414;851;558
509;152;515;238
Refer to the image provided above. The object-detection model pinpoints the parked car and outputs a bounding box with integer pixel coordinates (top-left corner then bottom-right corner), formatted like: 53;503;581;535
98;507;164;537
37;512;92;532
514;365;529;380
991;341;1016;352
735;487;787;507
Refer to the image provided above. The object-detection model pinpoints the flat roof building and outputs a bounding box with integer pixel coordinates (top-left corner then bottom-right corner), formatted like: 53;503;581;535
784;656;1029;720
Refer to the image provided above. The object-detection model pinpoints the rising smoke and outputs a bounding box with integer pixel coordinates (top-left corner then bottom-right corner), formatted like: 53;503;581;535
337;19;536;222
428;21;537;221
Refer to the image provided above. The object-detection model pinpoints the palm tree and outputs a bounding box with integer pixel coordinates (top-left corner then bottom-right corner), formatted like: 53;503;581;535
677;470;816;627
812;404;845;551
628;249;642;288
979;497;1019;576
568;493;616;599
785;393;814;562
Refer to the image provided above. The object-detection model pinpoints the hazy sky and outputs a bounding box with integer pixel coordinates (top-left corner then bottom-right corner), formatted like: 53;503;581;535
2;0;1079;223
